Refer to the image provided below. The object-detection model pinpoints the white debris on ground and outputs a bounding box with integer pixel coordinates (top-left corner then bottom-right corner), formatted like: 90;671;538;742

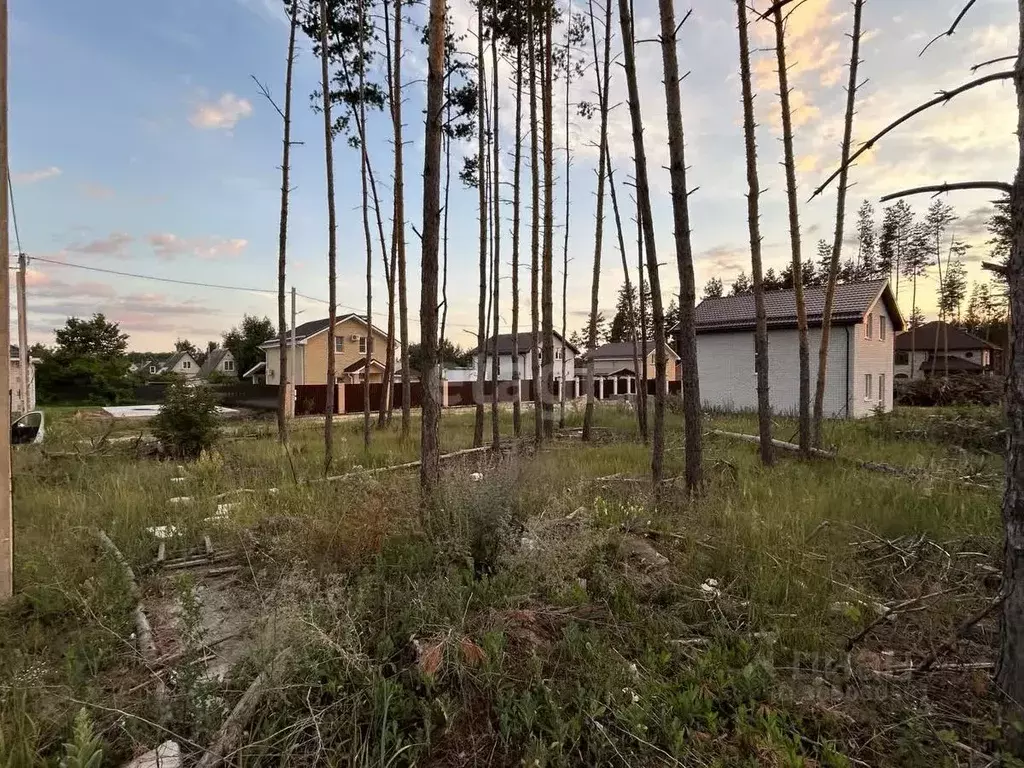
122;740;181;768
146;526;180;540
470;472;483;482
700;578;722;599
103;405;238;419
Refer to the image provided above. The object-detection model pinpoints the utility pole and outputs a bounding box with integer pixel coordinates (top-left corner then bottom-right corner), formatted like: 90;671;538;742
16;252;26;414
0;0;13;601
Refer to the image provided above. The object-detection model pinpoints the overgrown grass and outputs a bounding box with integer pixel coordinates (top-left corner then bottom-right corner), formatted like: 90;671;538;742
1;403;1018;766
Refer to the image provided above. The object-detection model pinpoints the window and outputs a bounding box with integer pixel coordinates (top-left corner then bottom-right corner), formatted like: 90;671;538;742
149;365;157;374
358;336;367;354
224;360;235;372
880;318;886;340
965;351;974;359
555;349;562;360
865;313;874;339
334;337;344;353
182;361;191;370
895;352;909;365
879;373;886;404
864;373;872;400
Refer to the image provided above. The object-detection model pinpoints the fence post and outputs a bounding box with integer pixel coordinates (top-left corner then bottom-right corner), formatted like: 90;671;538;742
336;383;346;415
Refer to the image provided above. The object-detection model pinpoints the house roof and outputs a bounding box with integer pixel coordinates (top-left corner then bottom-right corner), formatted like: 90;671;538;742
684;280;903;334
260;314;388;348
198;348;233;378
243;361;266;378
919;355;985;373
160;351;195;371
468;331;580;356
894;321;1000;352
578;340;679;362
342;358;386;373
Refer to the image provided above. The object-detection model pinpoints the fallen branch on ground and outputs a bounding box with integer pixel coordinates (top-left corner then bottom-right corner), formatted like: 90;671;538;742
321;444;499;482
846;589;955;651
915;586;1008;672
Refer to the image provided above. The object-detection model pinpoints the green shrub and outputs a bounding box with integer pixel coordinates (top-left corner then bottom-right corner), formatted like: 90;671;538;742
151;381;220;459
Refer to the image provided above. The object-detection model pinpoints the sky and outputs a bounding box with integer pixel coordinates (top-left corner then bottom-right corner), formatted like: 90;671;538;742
9;0;1019;352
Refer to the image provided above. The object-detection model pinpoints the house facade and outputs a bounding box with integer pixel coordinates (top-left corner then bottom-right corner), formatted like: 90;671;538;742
576;341;680;396
159;351;199;379
469;332;578;382
260;314;392;385
679;280;903;419
894;321;1001;379
198;348;237;380
10;346;37;413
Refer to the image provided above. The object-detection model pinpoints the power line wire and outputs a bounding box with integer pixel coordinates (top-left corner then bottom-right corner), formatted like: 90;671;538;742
7;170;22;257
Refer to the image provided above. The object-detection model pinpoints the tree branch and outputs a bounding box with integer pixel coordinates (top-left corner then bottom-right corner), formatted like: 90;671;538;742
919;0;978;57
811;71;1013;200
971;54;1016;72
757;0;798;21
879;181;1012;202
250;75;286;121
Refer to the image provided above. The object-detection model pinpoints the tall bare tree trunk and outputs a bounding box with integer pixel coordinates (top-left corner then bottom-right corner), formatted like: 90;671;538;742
491;8;501;450
773;5;810;456
420;0;445;503
618;0;667;490
735;0;773;466
394;0;411;440
379;0;397;428
474;1;488;448
319;0;338;475
997;0;1024;704
541;4;556;440
529;4;542;443
511;31;524;437
358;0;372;451
637;208;649;442
813;0;863;445
559;19;572;429
658;0;702;494
584;0;611;442
276;1;298;446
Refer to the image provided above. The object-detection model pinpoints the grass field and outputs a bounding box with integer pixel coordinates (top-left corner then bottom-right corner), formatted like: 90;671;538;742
0;401;1017;766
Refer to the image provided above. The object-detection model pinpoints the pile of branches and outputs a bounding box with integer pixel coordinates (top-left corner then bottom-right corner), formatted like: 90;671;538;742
895;374;1003;407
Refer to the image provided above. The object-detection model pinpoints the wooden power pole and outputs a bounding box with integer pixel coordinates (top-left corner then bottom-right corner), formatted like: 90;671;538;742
0;0;14;601
16;252;26;414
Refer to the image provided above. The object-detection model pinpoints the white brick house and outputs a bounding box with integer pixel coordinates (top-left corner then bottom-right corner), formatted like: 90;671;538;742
469;331;578;382
682;280;903;419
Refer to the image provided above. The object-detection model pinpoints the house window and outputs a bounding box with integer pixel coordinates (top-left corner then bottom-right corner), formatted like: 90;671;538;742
864;373;872;400
879;373;886;405
182;361;191;370
965;351;974;358
555;349;562;360
149;366;157;374
880;318;886;340
895;352;909;365
224;360;235;372
866;313;874;339
358;337;367;354
334;337;344;353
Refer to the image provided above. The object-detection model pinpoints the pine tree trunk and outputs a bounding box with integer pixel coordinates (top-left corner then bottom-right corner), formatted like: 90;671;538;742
773;5;811;456
541;6;556;440
511;35;524;437
319;0;337;475
474;1;488;448
379;0;397;428
529;4;542;444
394;0;411;440
736;0;773;466
491;12;501;450
559;22;572;429
618;0;666;491
658;0;702;494
358;0;372;451
637;215;649;442
998;0;1024;703
583;0;611;443
419;0;445;503
276;2;298;446
813;0;863;444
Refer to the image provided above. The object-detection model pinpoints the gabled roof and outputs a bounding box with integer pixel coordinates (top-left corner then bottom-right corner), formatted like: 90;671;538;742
895;321;1000;352
342;358;386;373
260;314;388;348
469;331;579;356
198;348;233;378
919;355;985;373
243;361;266;378
685;280;903;334
578;340;679;362
160;351;196;371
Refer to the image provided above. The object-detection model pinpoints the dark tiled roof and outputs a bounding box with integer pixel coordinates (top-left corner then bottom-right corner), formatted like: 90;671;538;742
895;321;1000;352
160;351;191;371
689;280;901;333
579;340;678;362
261;314;383;347
469;331;579;356
198;348;232;378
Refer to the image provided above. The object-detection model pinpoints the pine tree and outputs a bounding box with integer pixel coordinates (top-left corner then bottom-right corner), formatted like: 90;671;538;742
878;207;897;284
731;271;751;295
662;299;680;339
939;246;968;321
703;277;723;299
608;283;639;343
856;199;876;278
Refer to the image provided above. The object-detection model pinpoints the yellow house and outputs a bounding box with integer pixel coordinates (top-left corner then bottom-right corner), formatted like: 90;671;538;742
260;314;393;385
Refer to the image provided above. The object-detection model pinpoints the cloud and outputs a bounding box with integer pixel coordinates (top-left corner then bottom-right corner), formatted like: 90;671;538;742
80;183;115;200
147;233;248;260
13;166;61;184
189;93;253;130
69;232;134;257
